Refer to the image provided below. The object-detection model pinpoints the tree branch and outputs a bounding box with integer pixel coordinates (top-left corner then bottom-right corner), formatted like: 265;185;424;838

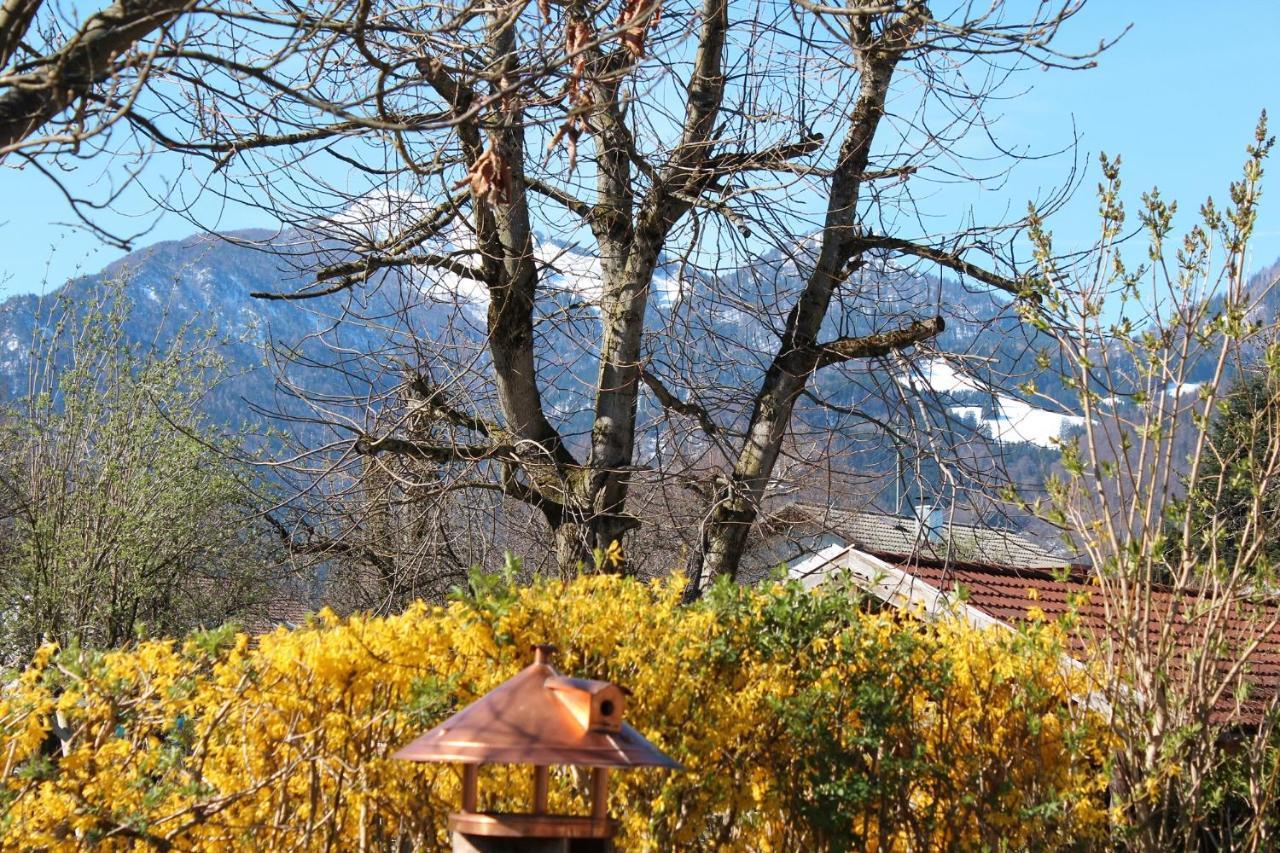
0;0;196;157
405;374;498;437
857;234;1032;299
353;435;516;463
0;0;43;73
250;252;484;300
816;315;944;369
315;252;482;285
696;133;826;183
499;462;563;521
641;368;721;438
525;177;595;222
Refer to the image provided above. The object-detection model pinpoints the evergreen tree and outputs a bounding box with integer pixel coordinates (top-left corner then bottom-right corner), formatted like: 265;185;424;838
1184;363;1280;578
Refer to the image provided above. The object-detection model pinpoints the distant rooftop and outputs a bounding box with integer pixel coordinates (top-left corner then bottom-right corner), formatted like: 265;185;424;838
789;546;1280;728
772;502;1076;572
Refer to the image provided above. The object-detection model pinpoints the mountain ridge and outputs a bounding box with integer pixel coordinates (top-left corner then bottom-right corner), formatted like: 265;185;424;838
1;225;1227;456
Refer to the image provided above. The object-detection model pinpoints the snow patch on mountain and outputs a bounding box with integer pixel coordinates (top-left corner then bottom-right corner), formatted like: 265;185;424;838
910;357;1084;448
536;242;602;303
919;358;982;394
328;189;437;243
970;398;1084;448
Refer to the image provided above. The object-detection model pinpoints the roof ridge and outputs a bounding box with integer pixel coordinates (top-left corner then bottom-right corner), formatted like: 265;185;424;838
878;552;1091;583
786;501;1037;535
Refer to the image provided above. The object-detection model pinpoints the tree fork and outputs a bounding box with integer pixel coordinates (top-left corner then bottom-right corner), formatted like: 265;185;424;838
689;14;908;591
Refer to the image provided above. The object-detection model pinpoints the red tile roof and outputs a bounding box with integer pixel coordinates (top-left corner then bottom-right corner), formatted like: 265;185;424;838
897;559;1280;727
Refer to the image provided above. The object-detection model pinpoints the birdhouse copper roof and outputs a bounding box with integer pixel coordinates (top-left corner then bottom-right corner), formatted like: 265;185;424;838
393;646;681;768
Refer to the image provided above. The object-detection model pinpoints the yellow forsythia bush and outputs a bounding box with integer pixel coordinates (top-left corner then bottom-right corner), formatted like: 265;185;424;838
0;571;1112;851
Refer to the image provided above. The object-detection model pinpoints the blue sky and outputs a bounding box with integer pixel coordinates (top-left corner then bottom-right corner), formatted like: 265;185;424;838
926;0;1280;275
0;0;1277;296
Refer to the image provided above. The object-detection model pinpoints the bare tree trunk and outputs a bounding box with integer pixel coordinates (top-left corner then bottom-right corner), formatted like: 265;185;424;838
581;0;730;564
554;518;592;577
695;21;909;588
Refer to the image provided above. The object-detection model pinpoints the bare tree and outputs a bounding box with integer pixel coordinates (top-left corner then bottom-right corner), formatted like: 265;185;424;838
132;0;1113;593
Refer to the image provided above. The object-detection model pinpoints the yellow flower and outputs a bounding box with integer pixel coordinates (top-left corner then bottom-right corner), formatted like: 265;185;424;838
0;573;1111;851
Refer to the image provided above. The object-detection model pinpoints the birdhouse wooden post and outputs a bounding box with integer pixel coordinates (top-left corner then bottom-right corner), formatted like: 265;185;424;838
393;645;680;852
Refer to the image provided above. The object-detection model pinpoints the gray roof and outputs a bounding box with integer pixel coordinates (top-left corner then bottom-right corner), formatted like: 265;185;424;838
773;502;1075;571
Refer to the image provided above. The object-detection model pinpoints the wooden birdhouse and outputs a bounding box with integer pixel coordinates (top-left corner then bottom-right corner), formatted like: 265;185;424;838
393;645;680;852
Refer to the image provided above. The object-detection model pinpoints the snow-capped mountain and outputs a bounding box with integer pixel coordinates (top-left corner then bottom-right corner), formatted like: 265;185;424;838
0;224;1075;456
0;226;692;444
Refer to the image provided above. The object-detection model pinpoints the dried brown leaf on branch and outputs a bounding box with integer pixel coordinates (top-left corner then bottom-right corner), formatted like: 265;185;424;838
546;18;596;170
454;144;511;207
617;0;662;58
